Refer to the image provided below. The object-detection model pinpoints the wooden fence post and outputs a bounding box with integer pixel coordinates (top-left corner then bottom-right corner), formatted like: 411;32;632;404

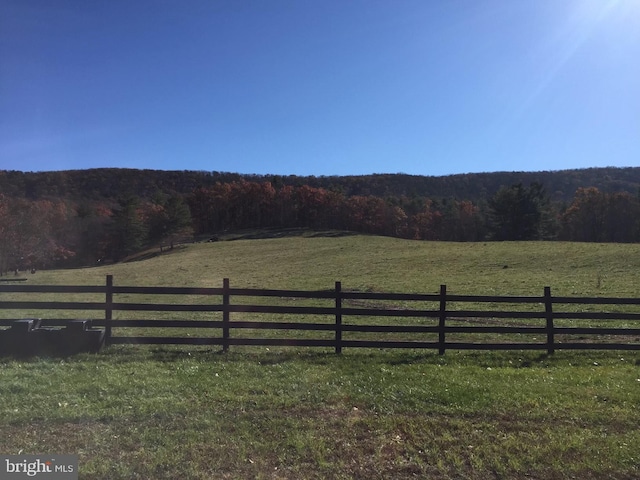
105;275;113;346
222;278;230;352
544;286;555;354
439;284;447;355
335;281;343;354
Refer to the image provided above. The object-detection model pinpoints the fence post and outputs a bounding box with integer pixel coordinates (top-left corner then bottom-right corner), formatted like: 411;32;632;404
335;281;342;354
105;275;113;346
439;284;447;355
544;286;555;354
222;278;230;352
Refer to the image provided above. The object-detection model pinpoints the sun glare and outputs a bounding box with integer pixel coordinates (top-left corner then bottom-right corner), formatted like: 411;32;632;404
514;0;639;117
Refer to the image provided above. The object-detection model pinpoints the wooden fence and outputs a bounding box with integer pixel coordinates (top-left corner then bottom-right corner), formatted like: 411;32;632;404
1;275;639;354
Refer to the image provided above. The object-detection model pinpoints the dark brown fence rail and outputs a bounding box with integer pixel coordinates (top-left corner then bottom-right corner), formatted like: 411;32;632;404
1;275;639;354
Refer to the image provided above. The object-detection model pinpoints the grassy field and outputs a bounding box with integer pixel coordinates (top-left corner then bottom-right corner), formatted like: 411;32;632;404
15;232;640;296
1;233;639;479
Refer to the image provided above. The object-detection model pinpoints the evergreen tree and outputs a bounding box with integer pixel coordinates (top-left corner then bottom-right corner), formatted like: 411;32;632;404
109;196;146;260
488;183;553;240
147;195;193;248
163;195;193;248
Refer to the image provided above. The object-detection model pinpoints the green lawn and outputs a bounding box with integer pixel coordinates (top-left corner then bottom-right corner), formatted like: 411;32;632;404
1;234;639;479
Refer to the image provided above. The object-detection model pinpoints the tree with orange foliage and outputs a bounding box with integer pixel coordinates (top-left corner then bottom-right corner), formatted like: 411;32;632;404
561;188;640;242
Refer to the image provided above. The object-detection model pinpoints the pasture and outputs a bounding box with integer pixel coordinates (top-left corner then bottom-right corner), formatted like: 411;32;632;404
1;233;639;479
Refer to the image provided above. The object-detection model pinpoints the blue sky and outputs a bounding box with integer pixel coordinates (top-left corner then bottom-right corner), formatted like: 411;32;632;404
1;0;639;176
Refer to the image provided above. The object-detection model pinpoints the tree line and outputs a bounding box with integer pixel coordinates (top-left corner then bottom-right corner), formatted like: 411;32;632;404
1;179;639;273
0;192;191;273
2;166;640;203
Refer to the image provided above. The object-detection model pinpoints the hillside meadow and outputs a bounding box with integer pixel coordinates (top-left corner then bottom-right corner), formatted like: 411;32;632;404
1;233;639;479
16;232;640;295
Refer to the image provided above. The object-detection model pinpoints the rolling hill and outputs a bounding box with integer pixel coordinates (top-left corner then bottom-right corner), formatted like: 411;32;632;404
2;166;639;202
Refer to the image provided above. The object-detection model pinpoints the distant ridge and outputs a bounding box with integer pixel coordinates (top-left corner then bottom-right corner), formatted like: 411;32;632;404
1;166;639;202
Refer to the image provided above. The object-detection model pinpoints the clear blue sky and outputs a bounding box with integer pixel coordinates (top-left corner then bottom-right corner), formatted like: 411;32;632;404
1;0;639;176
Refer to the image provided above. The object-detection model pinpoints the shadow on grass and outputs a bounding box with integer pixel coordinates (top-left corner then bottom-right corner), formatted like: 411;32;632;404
70;344;639;370
222;227;358;241
2;344;635;371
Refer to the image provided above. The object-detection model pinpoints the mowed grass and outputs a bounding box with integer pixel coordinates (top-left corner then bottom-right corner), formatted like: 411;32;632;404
1;233;639;479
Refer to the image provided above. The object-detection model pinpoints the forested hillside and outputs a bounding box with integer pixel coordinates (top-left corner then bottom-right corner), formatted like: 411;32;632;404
0;167;639;273
1;166;639;202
